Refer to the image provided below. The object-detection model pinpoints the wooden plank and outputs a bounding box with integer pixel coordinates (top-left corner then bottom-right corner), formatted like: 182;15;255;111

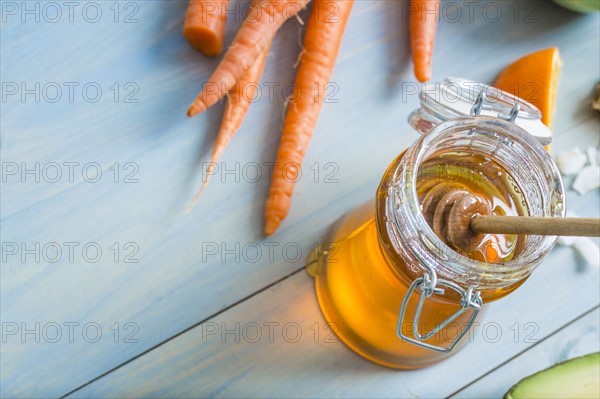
68;243;600;398
452;307;600;398
1;1;599;397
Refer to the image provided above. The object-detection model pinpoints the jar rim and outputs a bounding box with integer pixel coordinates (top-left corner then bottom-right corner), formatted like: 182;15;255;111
390;115;566;289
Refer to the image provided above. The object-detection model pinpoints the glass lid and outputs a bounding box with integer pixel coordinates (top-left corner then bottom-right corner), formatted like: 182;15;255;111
419;77;552;145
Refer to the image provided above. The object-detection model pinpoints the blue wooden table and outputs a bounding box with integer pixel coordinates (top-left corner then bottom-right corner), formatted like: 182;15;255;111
1;1;599;397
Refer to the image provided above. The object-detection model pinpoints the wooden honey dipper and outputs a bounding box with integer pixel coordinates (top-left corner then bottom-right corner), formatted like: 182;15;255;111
471;216;600;237
421;184;599;252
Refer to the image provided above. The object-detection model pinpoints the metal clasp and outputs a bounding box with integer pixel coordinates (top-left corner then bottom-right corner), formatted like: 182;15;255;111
415;78;552;145
396;269;482;353
470;90;521;123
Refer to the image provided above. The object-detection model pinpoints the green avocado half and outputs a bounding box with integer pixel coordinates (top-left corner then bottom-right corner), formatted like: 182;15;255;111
505;352;600;399
553;0;600;13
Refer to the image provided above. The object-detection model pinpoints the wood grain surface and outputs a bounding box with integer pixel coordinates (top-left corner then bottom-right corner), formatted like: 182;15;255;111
1;1;599;397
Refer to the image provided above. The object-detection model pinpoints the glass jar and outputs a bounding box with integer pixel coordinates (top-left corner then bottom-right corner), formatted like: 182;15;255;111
306;78;565;369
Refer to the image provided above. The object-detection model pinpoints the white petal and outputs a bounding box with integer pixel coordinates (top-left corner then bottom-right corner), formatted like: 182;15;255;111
555;147;587;176
573;237;600;268
572;165;600;195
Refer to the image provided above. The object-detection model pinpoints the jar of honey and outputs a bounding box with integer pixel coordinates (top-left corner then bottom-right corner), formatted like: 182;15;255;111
307;78;565;369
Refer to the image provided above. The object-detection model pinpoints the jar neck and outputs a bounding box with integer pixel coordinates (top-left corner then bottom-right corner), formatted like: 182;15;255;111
379;116;565;295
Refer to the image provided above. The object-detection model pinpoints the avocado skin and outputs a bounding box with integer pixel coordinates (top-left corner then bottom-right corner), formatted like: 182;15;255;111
553;0;600;13
504;352;600;399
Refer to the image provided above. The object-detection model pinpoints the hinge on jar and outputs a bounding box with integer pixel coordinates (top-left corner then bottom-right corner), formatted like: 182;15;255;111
396;269;483;353
471;90;521;123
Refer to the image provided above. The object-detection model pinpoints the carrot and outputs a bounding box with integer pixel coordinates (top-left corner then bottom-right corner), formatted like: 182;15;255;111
410;0;440;83
187;0;310;117
187;42;272;213
264;0;354;236
184;0;229;56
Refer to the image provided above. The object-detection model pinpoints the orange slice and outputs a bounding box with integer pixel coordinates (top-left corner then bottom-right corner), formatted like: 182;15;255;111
495;48;562;128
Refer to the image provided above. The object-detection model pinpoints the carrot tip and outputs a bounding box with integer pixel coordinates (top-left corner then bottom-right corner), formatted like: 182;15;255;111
415;67;431;83
184;198;198;215
187;102;206;117
264;216;281;236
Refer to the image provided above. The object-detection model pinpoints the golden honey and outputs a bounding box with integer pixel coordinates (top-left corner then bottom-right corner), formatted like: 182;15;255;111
416;152;527;263
307;80;566;368
308;150;539;368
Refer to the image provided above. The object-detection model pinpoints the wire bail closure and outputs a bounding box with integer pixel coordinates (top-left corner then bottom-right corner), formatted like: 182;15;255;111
411;78;552;145
396;266;483;353
470;89;521;122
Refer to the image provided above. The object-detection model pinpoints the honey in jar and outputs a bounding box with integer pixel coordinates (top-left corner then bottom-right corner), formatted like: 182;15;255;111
307;79;565;368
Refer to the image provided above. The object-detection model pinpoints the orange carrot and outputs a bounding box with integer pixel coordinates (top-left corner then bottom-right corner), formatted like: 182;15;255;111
410;0;440;83
187;0;310;117
187;42;272;212
264;0;354;236
184;0;229;56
